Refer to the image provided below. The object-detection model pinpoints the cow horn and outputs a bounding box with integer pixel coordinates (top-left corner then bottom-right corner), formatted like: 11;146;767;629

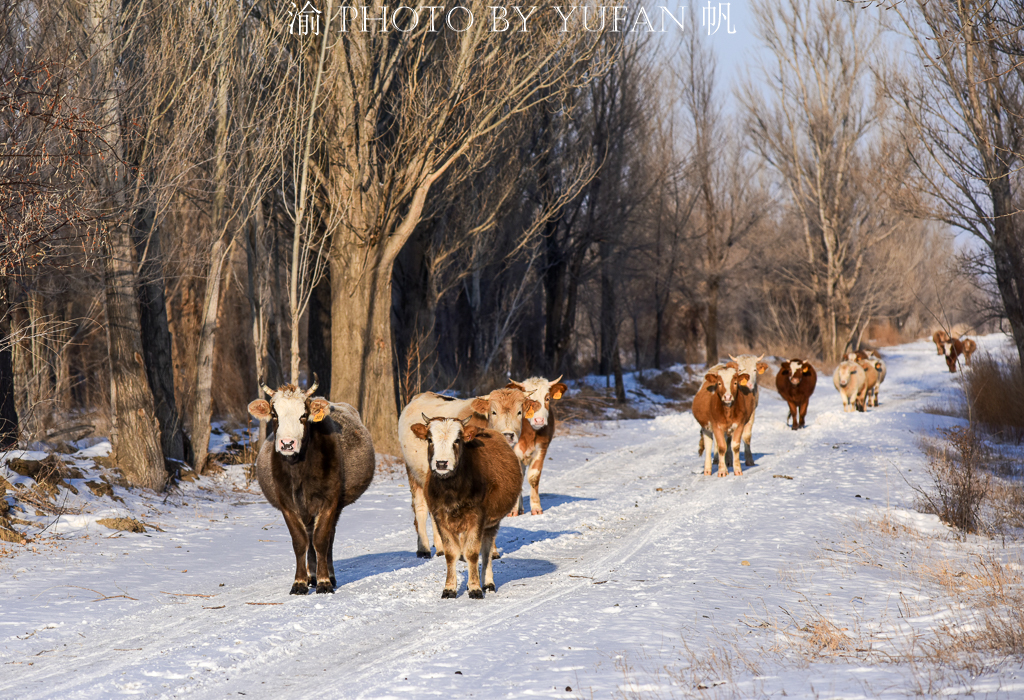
421;413;431;425
461;416;472;426
552;374;563;384
756;354;764;361
305;373;319;397
729;354;739;362
260;379;275;398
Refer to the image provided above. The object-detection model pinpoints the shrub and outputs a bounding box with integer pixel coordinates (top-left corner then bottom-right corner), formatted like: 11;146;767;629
918;426;988;534
961;351;1024;444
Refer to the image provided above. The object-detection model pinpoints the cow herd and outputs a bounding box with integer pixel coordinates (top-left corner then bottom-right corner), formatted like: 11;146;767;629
243;333;973;599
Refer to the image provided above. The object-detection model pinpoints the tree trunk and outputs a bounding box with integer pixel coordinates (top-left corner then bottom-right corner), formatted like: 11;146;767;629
990;183;1024;371
330;242;397;455
0;296;18;448
307;269;332;398
599;239;616;377
133;210;184;465
705;275;719;366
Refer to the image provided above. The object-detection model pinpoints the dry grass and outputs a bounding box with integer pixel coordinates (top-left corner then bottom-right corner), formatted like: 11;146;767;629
558;384;615;423
375;453;407;482
961;351;1024;444
916;427;988;534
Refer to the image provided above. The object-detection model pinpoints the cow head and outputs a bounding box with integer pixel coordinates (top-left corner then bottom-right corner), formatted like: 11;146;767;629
780;359;811;386
410;415;477;479
247;376;329;457
728;355;767;390
506;375;568;430
703;366;749;407
943;341;960;373
471;387;540;447
836;361;860;388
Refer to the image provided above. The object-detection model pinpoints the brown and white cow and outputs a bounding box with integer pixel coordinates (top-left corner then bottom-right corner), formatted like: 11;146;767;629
505;375;568;516
932;330;950;355
960;337;977;366
399;388;539;558
728;354;768;466
693;364;756;477
775;359;817;429
247;379;375;595
943;338;965;373
410;416;522;599
833;360;867;412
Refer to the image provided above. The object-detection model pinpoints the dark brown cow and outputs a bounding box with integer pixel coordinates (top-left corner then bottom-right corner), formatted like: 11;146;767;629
692;364;755;477
410;416;522;599
775;359;817;430
248;379;375;595
943;338;965;373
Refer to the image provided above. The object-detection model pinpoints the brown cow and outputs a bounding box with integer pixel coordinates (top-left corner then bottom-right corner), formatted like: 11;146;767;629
775;359;817;429
932;330;950;355
692;364;755;477
410;416;522;599
505;375;568;516
943;338;965;373
247;379;375;595
728;354;769;466
399;388;539;558
960;337;977;366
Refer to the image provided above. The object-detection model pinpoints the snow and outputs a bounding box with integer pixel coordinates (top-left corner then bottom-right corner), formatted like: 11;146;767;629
1;335;1022;698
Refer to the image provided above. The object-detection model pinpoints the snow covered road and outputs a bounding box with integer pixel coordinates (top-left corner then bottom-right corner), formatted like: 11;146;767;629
2;337;1022;698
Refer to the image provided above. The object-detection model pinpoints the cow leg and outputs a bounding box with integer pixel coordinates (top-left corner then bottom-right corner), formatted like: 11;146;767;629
436;526;460;598
732;428;744;476
714;427;729;477
742;409;755;467
312;506;342;594
527;445;548;515
281;509;310;595
463;522;484;599
788;401;799;430
798;399;809;428
509;461;526;517
408;476;432;559
327;523;337;588
701;429;713;476
305;524;317;586
481;524;499;592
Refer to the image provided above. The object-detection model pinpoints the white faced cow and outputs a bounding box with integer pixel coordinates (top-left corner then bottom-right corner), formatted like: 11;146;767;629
505;375;568;515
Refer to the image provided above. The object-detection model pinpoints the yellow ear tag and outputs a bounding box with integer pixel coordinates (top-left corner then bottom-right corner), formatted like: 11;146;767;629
739;377;748;386
311;407;328;422
803;366;810;374
552;390;563;399
757;367;765;375
525;406;536;418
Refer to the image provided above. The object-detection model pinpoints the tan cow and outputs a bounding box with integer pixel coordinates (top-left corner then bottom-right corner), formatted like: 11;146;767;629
833;360;867;412
410;416;522;599
399;388;538;558
960;337;977;366
932;330;950;355
505;375;568;516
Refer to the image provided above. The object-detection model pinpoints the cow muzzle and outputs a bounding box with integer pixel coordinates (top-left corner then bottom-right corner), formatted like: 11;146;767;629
277;438;298;455
432;460;453;477
502;432;517;446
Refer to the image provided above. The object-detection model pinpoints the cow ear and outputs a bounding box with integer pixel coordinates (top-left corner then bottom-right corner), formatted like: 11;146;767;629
738;373;750;387
471;397;489;414
703;373;718;387
551;383;567;400
462;426;478;442
309;398;330;422
756;362;768;375
524;399;541;418
248;399;271;420
802;365;810;374
411;423;429;440
505;381;526;391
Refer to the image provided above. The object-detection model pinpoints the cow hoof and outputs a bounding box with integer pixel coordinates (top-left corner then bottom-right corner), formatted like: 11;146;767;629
491;549;502;559
315;582;335;595
744;458;754;467
468;588;484;599
718;471;728;477
307;577;317;586
735;470;744;477
330;577;337;587
435;550;445;558
484;583;496;592
441;588;457;599
416;551;431;559
704;469;712;476
531;508;543;515
289;582;308;595
508;510;519;518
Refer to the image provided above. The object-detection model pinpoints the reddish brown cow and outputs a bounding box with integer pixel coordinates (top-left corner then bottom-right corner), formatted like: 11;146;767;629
410;416;522;599
932;330;950;355
505;376;568;516
692;364;755;477
775;359;817;430
943;338;965;373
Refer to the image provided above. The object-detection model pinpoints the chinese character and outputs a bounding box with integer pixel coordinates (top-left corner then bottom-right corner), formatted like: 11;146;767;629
289;1;321;36
702;1;736;36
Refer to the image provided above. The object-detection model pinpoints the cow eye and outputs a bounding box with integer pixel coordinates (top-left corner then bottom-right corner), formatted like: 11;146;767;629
517;410;522;416
491;410;496;416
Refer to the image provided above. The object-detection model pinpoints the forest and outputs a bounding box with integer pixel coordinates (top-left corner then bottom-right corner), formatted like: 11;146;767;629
2;0;1022;491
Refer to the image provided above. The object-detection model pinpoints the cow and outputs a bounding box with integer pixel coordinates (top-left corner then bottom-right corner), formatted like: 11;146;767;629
960;337;977;366
399;388;539;558
693;364;755;477
505;375;568;516
775;359;817;429
855;356;880;408
409;416;522;599
869;356;887;406
932;329;950;355
247;378;375;595
852;348;882;361
726;354;768;466
943;338;965;373
833;360;867;412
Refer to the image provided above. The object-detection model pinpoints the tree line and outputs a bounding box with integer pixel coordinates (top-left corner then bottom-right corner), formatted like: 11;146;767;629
1;0;1021;490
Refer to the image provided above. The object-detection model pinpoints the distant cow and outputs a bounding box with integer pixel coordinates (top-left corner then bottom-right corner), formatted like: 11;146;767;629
505;375;568;515
961;337;977;366
932;330;950;355
693;364;756;477
833;361;867;412
943;338;965;373
248;379;375;595
776;359;817;429
410;416;522;599
868;357;887;406
728;354;768;466
854;356;880;408
399;388;539;558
